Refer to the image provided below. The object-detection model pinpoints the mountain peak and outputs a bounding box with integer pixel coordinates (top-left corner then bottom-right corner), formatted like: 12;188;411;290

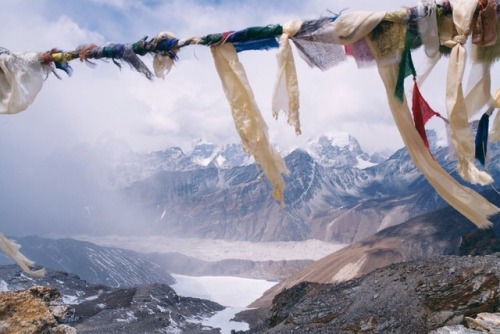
305;132;373;168
307;131;352;149
189;139;220;167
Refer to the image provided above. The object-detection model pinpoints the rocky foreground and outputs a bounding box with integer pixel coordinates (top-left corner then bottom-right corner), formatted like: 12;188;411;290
240;254;500;333
2;253;500;333
0;265;223;334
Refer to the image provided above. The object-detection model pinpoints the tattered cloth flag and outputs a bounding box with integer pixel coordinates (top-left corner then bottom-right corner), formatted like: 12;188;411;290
0;234;45;277
86;42;154;80
225;25;282;52
211;43;289;206
273;19;303;135
0;49;51;114
472;0;498;47
487;89;500;141
443;0;493;186
394;29;417;102
149;32;180;79
417;0;440;58
345;38;376;68
395;28;444;149
291;17;345;71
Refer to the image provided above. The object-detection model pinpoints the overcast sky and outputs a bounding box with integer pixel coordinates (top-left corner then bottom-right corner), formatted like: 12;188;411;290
0;0;439;157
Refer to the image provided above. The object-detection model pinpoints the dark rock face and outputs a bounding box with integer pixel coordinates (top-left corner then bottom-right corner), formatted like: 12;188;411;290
245;254;500;334
73;283;224;334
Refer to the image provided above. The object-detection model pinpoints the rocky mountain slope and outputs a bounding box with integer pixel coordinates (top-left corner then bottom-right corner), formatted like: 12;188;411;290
244;254;500;333
0;236;175;288
251;190;500;308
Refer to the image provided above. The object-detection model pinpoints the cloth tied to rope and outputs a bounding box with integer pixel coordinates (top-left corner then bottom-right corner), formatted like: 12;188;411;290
211;44;289;206
272;19;303;135
444;0;493;186
0;50;51;114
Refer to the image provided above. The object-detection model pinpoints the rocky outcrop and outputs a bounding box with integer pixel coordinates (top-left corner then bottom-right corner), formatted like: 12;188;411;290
245;254;500;333
0;265;225;334
73;283;223;334
0;286;76;334
431;313;500;333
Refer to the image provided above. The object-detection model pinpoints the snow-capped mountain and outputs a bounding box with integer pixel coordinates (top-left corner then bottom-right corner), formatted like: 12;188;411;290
306;132;375;169
105;140;254;189
108;133;380;189
118;129;500;244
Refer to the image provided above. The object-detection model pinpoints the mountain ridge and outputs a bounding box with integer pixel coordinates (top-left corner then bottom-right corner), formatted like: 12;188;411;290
122;130;494;243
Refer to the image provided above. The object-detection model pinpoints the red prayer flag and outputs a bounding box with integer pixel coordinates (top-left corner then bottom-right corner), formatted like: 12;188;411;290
412;82;440;148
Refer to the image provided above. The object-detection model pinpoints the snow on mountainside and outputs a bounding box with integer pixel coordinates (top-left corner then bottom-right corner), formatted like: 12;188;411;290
0;236;175;288
106;139;255;189
306;132;375;169
106;133;380;189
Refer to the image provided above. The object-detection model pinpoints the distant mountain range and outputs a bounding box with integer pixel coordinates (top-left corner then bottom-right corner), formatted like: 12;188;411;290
107;132;389;188
118;130;500;243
